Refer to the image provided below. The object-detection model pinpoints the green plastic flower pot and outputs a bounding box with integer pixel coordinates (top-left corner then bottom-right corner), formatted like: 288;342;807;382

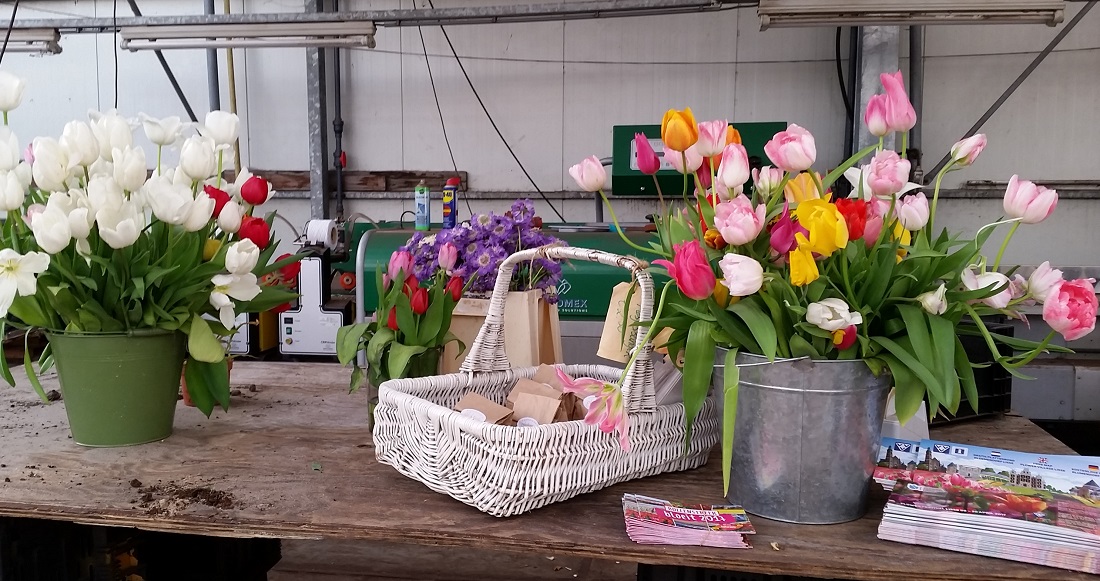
47;329;186;447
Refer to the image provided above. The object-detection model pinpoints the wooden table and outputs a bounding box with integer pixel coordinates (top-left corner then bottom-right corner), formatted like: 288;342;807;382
0;362;1090;581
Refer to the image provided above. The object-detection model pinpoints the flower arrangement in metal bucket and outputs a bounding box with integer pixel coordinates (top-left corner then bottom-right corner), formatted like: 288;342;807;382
401;199;565;302
0;70;301;416
568;70;1097;489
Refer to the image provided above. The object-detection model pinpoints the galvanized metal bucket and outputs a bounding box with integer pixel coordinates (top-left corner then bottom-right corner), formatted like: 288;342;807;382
714;350;890;524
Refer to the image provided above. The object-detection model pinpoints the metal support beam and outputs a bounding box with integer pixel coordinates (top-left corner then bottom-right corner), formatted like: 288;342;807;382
204;0;221;111
125;0;198;122
306;0;330;220
9;1;746;33
926;0;1097;177
852;26;901;155
908;25;924;181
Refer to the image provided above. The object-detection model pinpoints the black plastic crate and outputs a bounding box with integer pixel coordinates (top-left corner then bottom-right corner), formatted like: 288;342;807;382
638;564;842;581
930;321;1014;425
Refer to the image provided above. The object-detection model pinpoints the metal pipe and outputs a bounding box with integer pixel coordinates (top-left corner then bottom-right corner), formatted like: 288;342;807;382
908;25;924;181
843;26;858;159
927;1;1097;178
11;1;746;33
125;0;198;122
332;0;346;219
204;0;221;111
224;0;241;173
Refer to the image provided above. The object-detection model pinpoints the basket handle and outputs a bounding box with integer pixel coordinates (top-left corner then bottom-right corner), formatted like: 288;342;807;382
459;244;657;414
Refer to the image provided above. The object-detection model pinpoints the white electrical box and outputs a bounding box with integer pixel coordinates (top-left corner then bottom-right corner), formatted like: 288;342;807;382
279;257;346;355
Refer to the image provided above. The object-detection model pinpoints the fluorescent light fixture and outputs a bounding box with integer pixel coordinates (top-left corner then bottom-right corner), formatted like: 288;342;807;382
1;28;62;55
119;21;376;51
758;0;1066;29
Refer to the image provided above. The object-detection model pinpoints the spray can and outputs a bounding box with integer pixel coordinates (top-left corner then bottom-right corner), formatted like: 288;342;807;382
414;179;430;231
442;177;460;229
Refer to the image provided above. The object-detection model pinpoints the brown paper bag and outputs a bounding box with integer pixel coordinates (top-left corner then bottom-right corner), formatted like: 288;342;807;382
454;393;513;425
506;378;563;407
597;282;642;363
512;392;561;425
441;291;563;373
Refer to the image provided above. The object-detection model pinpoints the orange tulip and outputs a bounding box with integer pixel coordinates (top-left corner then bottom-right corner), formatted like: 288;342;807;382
703;227;727;250
725;126;742;145
661;108;699;152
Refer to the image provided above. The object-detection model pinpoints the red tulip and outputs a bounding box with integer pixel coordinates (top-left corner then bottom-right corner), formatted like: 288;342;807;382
277;253;301;280
237;216;271;250
241;176;272;205
834;198;868;241
410;287;429;315
403;275;420;297
272;302;292;314
203;185;231;217
386;307;399;331
653;240;715;301
445;276;463;301
832;325;858;351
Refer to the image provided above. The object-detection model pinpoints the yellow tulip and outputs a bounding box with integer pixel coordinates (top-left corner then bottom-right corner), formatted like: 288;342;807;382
784;171;824;204
793;199;849;258
703;228;727;250
652;326;675;356
661;108;699;152
789;240;819;286
893;221;911;262
713;279;730;308
203;238;222;261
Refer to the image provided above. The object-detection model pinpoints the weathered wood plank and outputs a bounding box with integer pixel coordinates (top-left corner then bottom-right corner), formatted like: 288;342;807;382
0;362;1087;581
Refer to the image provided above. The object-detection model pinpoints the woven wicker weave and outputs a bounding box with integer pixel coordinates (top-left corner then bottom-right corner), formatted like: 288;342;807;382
374;246;719;517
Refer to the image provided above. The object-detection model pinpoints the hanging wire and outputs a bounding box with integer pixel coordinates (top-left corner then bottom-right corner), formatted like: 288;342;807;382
0;0;22;66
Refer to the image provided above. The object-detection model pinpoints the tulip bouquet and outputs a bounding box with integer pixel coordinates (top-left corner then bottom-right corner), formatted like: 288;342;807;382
569;71;1096;465
0;70;301;416
337;245;466;392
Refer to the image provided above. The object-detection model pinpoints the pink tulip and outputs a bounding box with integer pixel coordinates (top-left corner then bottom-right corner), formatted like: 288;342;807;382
752;166;783;200
388;250;414;284
713;194;765;246
697;157;713;191
22;143;33;165
438;242;458;273
764;124;816;173
863;214;884;248
1003;175;1057;224
894;192;929;230
867;149;912;197
864;94;889;137
696;119;729;157
568;155;607;192
716;143;750;194
24;203;45;225
962;269;1012;309
880;71;917;132
1043;279;1098;341
769;202;808;254
653;240;715;301
1027;261;1064;303
950;134;987;167
663;143;703;175
555;369;630;451
634;133;661;175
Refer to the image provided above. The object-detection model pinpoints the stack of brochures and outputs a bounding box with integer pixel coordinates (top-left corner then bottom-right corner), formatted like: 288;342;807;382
874;438;1100;574
622;494;754;549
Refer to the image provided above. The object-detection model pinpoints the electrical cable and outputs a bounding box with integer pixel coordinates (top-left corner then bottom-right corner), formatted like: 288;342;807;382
425;0;566;222
417;23;473;219
0;0;21;66
835;27;853;124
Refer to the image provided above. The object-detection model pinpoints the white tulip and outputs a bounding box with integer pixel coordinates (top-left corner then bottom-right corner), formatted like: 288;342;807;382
87;157;113;179
47;189;95;240
217;200;242;233
13;161;30;189
111;146;147;192
59;121;100;168
0;70;26;113
209;272;261;329
96;200;143;249
31;137;75;192
86;175;125;216
0;249;49;318
179;136;216;181
961;268;1012;309
143;175;195;225
138;113;186;147
0;170;24;211
806;298;863;332
0;127;21;171
88;110;134;161
30;205;73;254
182;191;215;232
224;239;260;275
199;111;239;147
226;167;254;199
917;284;948;316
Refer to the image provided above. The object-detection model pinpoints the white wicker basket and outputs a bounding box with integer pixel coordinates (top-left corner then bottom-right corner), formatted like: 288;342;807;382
373;246;719;517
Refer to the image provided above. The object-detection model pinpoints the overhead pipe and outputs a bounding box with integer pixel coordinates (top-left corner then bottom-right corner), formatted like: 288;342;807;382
332;0;346;219
908;25;924;182
204;0;221;111
224;0;241;173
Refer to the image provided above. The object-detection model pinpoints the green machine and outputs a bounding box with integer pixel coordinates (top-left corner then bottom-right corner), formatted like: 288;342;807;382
610;121;786;196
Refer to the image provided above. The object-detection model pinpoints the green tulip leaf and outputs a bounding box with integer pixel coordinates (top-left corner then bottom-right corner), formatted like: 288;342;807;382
366;327;395;368
721;348;739;497
184;357;230;417
682;320;716;450
387;342;428;382
187;316;226;363
336;323;371;366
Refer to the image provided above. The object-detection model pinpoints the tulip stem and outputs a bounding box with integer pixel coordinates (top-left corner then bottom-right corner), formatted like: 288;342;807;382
991;221;1019;273
809;171;826;199
216;150;224;189
617;279;675;391
927;159;956;235
2;112;6;126
680;152;689;207
651;175;667;215
598;190;669;258
877;136;884;152
900;132;908;158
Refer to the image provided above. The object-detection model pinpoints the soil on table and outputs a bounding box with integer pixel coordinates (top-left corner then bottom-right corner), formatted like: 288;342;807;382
135;481;240;517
